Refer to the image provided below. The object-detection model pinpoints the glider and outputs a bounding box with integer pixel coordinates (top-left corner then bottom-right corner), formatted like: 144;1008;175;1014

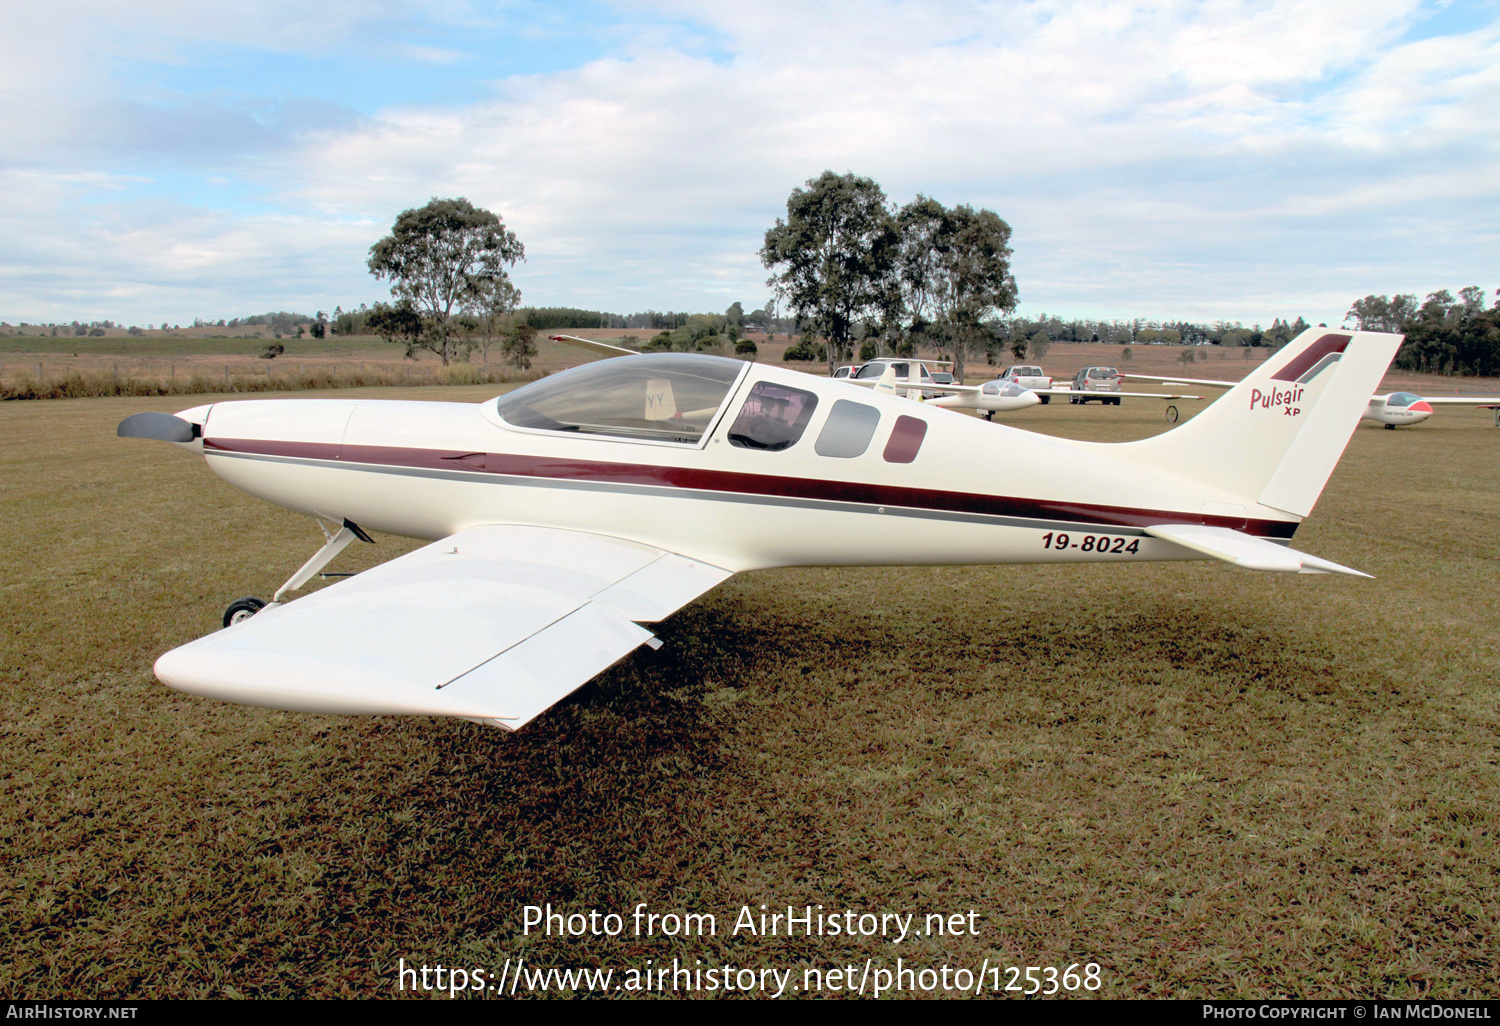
119;327;1402;730
1125;373;1500;428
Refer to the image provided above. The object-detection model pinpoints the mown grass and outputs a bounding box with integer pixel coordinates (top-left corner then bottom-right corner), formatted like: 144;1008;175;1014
2;391;1498;999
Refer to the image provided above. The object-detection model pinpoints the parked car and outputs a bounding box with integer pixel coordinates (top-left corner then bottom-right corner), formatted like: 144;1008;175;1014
1070;366;1122;405
996;365;1053;403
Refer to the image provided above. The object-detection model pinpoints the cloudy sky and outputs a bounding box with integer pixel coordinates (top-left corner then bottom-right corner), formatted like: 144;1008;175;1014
1;0;1496;327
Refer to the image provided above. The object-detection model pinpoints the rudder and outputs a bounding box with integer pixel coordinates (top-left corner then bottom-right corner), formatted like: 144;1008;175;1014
1116;329;1403;517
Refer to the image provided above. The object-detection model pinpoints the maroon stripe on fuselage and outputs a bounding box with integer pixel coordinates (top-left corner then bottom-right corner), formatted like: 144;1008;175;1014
204;437;1298;539
1272;333;1350;382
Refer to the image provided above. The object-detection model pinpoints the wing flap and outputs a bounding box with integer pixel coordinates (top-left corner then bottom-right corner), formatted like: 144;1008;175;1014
1144;524;1369;577
593;553;734;622
155;525;732;726
446;603;654;730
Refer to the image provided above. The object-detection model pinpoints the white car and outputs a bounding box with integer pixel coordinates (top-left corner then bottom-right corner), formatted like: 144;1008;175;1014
996;365;1053;403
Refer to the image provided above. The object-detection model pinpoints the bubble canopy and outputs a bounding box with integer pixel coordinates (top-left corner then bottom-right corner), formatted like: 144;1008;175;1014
495;354;749;444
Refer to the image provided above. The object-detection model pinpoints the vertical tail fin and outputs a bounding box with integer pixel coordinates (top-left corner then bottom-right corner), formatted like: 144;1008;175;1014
1118;329;1403;517
644;378;678;421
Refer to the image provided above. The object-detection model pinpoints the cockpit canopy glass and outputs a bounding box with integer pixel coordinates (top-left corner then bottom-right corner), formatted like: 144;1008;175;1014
727;381;819;451
1387;392;1421;408
495;354;746;444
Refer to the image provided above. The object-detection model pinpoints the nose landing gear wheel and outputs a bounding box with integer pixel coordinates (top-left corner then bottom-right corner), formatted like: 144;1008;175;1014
223;597;267;628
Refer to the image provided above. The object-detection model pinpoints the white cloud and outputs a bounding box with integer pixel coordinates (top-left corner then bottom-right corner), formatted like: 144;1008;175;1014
1;0;1497;323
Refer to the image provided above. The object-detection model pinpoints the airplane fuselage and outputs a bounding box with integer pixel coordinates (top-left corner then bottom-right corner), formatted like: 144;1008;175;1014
177;359;1299;575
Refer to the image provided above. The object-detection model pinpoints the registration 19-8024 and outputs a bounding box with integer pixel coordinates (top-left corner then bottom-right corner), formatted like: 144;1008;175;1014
1040;532;1141;555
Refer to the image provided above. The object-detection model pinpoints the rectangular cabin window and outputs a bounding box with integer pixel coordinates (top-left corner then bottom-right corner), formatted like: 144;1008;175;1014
727;382;819;451
814;400;881;458
882;415;927;463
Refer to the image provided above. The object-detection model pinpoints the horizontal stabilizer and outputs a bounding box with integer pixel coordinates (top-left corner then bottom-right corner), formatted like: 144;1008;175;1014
1144;524;1369;577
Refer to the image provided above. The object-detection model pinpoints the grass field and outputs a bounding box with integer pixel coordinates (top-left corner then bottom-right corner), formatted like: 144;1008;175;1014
3;384;1498;999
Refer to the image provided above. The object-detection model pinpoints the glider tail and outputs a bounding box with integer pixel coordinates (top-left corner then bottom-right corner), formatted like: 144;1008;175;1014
1122;328;1403;517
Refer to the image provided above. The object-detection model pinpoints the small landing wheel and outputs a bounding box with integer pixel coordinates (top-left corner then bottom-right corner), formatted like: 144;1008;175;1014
1039;395;1050;405
1165;404;1179;423
1385;423;1396;430
223;596;266;628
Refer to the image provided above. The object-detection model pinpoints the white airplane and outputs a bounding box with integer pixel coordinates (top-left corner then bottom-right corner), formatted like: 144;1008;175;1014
1126;373;1500;428
118;327;1402;731
841;358;1194;419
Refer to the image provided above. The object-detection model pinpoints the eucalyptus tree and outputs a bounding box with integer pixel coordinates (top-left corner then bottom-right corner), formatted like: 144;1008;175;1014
1345;293;1417;333
896;197;1017;381
761;172;900;372
367;197;525;365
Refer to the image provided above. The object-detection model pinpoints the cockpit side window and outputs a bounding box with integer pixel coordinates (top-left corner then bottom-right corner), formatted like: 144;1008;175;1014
815;400;880;457
495;353;745;444
727;381;819;451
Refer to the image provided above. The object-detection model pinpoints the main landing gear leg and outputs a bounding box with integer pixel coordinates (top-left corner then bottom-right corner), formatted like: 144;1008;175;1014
221;518;374;627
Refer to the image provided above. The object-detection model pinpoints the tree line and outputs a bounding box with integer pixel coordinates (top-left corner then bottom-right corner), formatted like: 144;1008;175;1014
1348;288;1500;377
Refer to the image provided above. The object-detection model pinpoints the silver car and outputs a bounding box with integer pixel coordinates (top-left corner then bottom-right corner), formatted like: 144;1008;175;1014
1071;367;1122;405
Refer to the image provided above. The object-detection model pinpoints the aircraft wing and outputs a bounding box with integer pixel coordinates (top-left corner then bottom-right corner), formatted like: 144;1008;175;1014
1122;373;1236;388
1418;396;1500;405
154;526;733;730
550;333;642;357
1144;524;1369;577
1035;388;1205;399
844;376;962;393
